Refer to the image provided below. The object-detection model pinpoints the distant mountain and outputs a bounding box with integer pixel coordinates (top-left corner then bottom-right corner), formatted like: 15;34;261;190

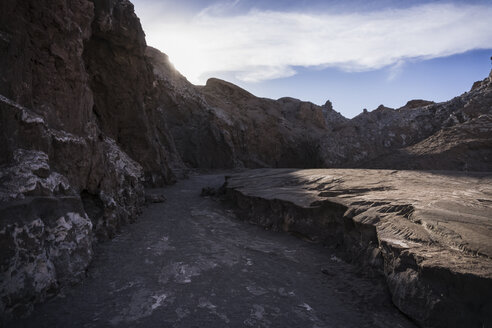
147;46;492;172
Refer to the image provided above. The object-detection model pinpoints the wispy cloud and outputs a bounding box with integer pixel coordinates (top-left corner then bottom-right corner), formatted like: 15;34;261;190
199;0;241;16
387;60;405;81
138;2;492;84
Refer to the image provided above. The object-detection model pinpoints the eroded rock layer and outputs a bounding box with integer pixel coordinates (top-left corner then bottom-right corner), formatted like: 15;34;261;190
225;169;492;328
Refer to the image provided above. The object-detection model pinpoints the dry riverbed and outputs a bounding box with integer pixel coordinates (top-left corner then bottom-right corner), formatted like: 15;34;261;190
10;173;415;328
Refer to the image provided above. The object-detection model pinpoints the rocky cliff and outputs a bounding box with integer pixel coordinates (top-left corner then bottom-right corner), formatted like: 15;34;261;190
0;0;181;316
147;47;347;169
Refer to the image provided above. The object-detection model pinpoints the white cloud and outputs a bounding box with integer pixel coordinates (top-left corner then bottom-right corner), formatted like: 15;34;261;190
137;2;492;84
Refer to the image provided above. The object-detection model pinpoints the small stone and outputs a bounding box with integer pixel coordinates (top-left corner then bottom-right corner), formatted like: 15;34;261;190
145;193;167;203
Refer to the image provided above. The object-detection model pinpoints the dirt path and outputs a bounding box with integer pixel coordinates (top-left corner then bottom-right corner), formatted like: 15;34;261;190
13;174;415;328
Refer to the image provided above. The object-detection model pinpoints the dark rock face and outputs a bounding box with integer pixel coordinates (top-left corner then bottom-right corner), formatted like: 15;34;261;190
0;0;94;137
146;47;239;169
83;0;182;185
0;1;98;315
147;47;347;169
146;44;492;171
0;93;145;316
0;0;177;317
330;74;492;170
199;79;340;168
0;149;93;316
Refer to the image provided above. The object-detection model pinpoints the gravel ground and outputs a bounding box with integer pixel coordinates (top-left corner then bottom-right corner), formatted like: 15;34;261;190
11;174;415;328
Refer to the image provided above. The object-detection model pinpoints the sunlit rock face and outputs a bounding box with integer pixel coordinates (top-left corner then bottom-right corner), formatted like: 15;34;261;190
225;168;492;328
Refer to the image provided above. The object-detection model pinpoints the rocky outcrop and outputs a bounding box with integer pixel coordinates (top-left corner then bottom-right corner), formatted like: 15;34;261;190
364;114;492;171
199;79;343;168
332;73;492;170
224;169;492;328
83;1;183;185
0;148;93;316
0;0;177;317
0;92;145;316
146;47;239;169
147;47;347;169
318;72;492;169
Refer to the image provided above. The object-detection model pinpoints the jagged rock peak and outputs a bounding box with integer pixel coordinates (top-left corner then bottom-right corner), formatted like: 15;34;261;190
323;100;333;110
471;69;492;91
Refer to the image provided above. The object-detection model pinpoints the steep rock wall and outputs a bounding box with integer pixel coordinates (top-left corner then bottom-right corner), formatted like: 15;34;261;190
0;0;180;317
83;0;182;185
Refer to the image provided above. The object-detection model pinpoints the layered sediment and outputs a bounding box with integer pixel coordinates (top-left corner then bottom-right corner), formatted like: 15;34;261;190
225;169;492;328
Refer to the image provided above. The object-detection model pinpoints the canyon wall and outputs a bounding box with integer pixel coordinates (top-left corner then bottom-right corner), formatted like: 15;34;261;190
0;0;181;316
1;0;491;319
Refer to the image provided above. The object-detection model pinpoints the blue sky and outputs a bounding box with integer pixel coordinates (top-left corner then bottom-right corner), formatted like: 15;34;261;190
133;0;492;118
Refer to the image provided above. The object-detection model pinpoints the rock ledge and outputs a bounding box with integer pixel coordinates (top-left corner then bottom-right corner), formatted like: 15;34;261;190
224;168;492;328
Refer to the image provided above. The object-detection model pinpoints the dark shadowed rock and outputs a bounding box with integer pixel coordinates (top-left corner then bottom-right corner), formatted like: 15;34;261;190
147;43;492;172
0;0;175;317
0;93;145;316
319;74;492;170
83;0;183;186
145;192;167;204
146;47;347;169
146;47;239;169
